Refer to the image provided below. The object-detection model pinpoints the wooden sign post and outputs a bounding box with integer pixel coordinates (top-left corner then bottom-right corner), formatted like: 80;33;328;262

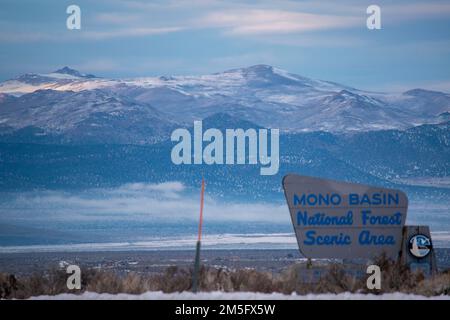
400;225;437;276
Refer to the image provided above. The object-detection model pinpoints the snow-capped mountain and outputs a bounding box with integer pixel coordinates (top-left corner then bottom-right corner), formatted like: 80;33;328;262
0;88;177;144
0;65;449;144
51;66;97;79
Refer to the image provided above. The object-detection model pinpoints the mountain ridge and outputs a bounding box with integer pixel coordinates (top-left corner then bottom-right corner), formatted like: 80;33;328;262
0;65;449;144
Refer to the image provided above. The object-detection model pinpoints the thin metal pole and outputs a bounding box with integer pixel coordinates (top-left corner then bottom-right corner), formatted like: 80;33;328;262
192;240;201;293
192;178;205;293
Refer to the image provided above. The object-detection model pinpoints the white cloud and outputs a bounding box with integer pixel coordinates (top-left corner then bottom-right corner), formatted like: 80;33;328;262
80;27;184;40
200;9;361;35
385;2;450;19
2;0;450;43
0;26;183;43
253;34;367;47
112;181;185;199
0;32;58;43
0;182;287;222
96;12;142;24
121;0;226;10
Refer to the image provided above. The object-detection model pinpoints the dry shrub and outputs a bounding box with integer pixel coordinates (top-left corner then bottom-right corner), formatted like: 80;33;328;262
413;272;450;296
83;269;124;294
229;269;275;293
277;255;450;296
314;264;363;294
121;273;148;294
2;260;450;299
199;267;233;291
365;253;424;293
278;263;364;295
151;266;192;293
276;266;298;293
0;273;18;299
12;268;69;299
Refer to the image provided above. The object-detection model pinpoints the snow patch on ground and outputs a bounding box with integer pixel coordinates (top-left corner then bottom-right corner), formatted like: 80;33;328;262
28;291;450;300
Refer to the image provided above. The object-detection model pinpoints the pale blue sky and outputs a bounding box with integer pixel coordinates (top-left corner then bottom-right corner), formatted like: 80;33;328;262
1;0;450;92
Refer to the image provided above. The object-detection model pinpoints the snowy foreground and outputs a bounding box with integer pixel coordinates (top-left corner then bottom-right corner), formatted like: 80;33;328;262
29;291;450;300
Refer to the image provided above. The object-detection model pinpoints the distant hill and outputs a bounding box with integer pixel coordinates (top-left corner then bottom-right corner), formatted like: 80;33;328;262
0;65;449;145
0;66;448;197
0;119;447;200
